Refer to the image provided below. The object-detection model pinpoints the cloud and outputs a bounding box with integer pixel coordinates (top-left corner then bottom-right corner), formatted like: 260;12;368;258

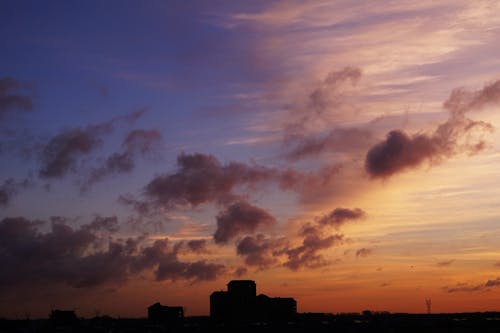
173;239;209;254
236;234;284;268
485;278;500;287
285;67;362;139
0;77;32;118
133;238;225;283
436;259;455;267
308;67;361;115
144;153;277;208
355;248;373;258
444;80;500;116
365;80;499;178
143;152;331;210
286;127;374;160
134;150;350;216
186;239;208;253
318;207;366;228
443;277;500;293
283;224;344;270
233;206;365;271
0;216;225;290
38;109;148;179
84;129;162;188
235;226;344;271
83;215;120;233
214;200;276;244
0;178;33;208
233;266;247;277
38;126;105;179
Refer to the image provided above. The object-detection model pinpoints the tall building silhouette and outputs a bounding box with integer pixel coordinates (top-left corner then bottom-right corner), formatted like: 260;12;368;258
210;280;296;322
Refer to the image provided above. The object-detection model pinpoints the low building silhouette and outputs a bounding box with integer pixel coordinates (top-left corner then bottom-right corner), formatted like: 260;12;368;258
210;280;296;322
148;302;184;323
49;309;78;327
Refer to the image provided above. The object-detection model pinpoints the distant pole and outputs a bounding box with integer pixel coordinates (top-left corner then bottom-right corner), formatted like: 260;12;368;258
425;298;432;314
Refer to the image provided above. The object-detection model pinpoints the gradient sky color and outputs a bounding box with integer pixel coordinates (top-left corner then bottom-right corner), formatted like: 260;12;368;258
1;0;500;318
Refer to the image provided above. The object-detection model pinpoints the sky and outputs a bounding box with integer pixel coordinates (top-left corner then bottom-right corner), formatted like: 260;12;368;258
1;0;500;318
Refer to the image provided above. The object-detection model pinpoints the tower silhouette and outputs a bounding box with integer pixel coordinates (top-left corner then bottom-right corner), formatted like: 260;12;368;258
425;298;432;314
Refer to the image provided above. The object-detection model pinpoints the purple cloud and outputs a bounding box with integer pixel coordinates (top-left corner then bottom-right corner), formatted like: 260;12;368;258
0;216;226;290
0;77;32;118
318;207;366;228
366;80;500;178
38;110;148;179
84;129;162;188
355;248;373;258
214;200;276;244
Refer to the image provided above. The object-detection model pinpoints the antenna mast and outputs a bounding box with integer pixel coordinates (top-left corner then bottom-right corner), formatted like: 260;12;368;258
425;298;432;314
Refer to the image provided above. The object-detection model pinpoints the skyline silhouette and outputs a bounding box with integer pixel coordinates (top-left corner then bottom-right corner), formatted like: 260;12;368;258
1;280;500;332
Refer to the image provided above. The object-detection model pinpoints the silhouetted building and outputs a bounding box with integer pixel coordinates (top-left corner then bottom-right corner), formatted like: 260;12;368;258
257;294;297;320
210;280;296;322
227;279;256;298
49;310;78;326
148;302;184;323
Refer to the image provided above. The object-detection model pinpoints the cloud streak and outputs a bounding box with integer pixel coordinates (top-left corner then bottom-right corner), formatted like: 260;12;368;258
0;77;32;118
444;277;500;293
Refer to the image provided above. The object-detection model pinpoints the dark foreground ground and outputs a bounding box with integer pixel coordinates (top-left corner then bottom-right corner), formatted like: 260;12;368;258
1;312;500;333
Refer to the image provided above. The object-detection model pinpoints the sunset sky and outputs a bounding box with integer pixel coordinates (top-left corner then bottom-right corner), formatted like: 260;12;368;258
2;0;500;318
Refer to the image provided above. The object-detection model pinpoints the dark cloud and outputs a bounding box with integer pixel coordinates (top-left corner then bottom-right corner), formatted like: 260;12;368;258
0;178;33;208
133;238;225;283
444;283;484;293
85;129;162;188
234;206;365;271
355;248;373;258
137;152;345;215
0;77;32;117
236;234;284;268
143;152;311;209
318;207;366;228
365;130;439;178
214;200;276;244
365;80;500;178
443;277;500;293
38;126;104;179
436;259;455;267
233;266;247;277
38;109;148;179
283;225;344;270
83;216;119;233
172;239;209;255
0;216;225;291
485;278;500;287
118;194;153;216
286;127;374;160
145;153;275;208
235;228;344;271
187;239;208;253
